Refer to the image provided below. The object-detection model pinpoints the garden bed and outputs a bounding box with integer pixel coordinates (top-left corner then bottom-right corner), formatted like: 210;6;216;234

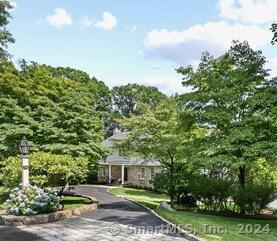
0;194;98;226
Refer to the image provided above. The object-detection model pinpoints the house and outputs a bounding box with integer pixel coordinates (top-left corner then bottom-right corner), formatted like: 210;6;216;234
97;130;161;188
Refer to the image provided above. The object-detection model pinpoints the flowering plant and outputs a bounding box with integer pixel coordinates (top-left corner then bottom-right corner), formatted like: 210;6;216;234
4;185;62;216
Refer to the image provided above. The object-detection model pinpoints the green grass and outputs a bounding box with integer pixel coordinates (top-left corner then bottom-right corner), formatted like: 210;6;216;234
156;208;277;241
61;195;92;210
110;187;277;241
109;187;169;209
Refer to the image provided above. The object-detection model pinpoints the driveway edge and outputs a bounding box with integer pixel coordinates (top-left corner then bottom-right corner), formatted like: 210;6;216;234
107;188;202;241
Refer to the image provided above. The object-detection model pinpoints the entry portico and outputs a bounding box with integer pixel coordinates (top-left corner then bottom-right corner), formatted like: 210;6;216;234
102;156;131;185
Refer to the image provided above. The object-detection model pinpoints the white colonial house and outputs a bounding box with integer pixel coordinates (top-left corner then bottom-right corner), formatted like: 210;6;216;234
97;130;161;188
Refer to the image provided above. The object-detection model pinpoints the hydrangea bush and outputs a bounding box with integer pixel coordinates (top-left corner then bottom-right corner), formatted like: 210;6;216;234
4;185;62;216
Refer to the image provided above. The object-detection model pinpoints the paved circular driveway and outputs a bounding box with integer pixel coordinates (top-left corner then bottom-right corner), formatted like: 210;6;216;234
0;185;188;241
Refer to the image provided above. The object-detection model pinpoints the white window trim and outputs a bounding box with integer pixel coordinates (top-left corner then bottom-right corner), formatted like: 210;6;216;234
140;167;145;180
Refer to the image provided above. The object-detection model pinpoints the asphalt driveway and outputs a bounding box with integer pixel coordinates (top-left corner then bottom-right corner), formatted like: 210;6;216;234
73;185;168;227
0;185;187;241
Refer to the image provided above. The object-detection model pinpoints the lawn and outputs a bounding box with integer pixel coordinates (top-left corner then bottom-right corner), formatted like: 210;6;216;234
109;187;169;209
61;195;92;210
110;187;277;241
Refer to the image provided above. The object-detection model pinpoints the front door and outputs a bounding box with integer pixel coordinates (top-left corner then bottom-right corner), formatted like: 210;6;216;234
124;167;128;182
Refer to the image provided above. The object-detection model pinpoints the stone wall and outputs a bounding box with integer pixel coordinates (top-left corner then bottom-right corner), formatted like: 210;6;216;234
0;195;99;226
128;166;160;188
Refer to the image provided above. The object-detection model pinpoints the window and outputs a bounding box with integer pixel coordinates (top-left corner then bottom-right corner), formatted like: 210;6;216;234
150;167;155;180
140;167;145;180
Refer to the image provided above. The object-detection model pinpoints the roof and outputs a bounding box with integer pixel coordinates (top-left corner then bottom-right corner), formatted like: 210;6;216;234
100;131;161;167
102;131;130;148
99;155;161;167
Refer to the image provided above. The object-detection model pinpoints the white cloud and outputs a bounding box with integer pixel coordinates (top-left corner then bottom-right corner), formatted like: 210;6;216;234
144;21;271;65
81;16;93;28
94;11;117;31
218;0;277;24
46;8;73;28
103;75;192;95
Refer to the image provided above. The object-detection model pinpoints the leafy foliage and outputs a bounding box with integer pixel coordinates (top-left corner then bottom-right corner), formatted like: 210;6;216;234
0;61;108;164
120;100;197;203
177;41;276;190
112;83;167;118
1;152;89;194
271;23;277;44
0;1;15;59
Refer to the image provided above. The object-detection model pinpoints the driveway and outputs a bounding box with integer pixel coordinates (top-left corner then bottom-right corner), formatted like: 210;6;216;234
73;185;168;227
0;185;188;241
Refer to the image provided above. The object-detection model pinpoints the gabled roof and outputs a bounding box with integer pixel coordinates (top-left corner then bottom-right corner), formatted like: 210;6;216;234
102;131;130;148
99;155;161;167
100;131;161;167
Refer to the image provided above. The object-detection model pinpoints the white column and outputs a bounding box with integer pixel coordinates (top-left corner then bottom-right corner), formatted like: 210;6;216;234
22;155;29;188
121;165;125;185
108;165;112;184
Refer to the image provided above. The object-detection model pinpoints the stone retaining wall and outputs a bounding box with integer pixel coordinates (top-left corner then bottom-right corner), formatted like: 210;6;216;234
0;194;99;226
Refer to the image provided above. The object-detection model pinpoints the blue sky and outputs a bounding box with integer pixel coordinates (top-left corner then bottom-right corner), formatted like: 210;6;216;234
7;0;277;94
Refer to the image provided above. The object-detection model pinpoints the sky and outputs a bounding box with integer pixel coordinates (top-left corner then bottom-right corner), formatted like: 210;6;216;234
6;0;277;95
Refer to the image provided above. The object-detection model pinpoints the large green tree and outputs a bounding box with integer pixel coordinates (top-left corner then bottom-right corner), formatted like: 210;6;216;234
177;41;276;194
0;61;108;163
120;100;196;204
112;83;167;118
0;1;15;59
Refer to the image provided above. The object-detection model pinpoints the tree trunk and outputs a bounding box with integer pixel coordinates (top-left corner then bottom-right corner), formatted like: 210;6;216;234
238;165;246;214
238;165;245;188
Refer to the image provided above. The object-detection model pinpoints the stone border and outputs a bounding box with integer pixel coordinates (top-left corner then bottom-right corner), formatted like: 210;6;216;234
0;194;99;226
107;188;202;241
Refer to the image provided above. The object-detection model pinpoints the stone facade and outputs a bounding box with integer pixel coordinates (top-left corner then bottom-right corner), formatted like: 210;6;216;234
128;166;160;188
97;165;160;188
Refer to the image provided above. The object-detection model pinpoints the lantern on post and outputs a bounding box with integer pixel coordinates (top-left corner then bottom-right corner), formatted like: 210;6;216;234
19;136;30;188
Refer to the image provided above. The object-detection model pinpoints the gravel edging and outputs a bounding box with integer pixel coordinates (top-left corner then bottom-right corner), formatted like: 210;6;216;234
107;188;202;241
0;194;99;226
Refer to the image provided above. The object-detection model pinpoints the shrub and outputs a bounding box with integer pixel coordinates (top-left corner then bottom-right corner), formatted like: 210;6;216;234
1;152;89;194
153;167;193;204
189;176;233;212
232;184;276;215
4;185;61;216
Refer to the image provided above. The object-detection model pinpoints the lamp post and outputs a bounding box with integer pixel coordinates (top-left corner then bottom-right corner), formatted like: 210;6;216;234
19;136;30;188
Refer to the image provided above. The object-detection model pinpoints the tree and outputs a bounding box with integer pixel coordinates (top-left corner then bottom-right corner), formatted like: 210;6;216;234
0;61;108;164
0;1;15;59
271;23;277;44
177;41;276;200
112;84;167;118
120;100;195;204
109;83;167;138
